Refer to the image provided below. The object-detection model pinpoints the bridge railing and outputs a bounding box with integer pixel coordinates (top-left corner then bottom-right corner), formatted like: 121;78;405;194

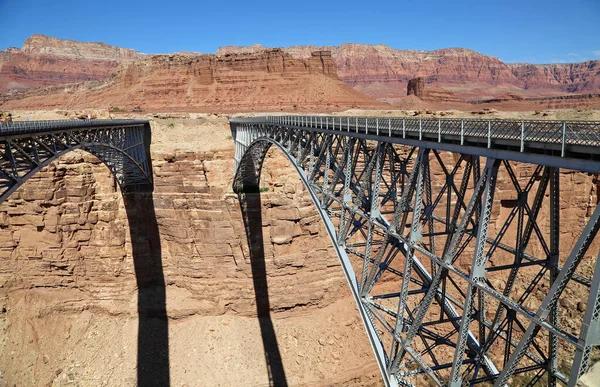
232;115;600;158
0;119;148;136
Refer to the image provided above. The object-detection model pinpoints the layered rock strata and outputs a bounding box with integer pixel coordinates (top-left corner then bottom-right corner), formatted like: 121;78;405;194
221;44;600;100
3;35;600;108
1;50;386;111
0;35;143;92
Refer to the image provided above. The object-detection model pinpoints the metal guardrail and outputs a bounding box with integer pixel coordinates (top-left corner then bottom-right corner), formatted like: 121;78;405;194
231;116;600;158
0;119;148;136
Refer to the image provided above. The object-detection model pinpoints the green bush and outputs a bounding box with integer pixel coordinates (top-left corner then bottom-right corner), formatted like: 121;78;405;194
168;122;175;128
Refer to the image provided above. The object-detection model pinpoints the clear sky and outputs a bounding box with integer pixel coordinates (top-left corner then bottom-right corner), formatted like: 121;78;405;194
0;0;598;64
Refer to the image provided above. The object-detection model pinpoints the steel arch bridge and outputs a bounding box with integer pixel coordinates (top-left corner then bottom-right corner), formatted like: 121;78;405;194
0;119;153;204
231;115;600;387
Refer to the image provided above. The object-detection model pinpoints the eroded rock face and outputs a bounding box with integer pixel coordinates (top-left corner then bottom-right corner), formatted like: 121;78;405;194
0;35;143;92
225;43;600;100
0;148;349;315
509;61;600;93
21;34;142;61
3;35;600;109
2;49;386;111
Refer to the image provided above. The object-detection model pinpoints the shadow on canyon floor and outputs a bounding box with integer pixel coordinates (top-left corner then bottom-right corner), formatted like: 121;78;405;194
124;193;170;387
238;191;289;387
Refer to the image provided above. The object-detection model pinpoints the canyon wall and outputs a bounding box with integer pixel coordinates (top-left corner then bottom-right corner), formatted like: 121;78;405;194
0;135;381;386
21;34;142;61
509;61;600;92
1;116;600;385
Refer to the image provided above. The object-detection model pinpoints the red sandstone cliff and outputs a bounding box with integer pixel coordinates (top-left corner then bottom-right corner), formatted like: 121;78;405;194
2;35;600;108
508;61;600;92
220;44;600;100
0;34;143;92
1;49;385;111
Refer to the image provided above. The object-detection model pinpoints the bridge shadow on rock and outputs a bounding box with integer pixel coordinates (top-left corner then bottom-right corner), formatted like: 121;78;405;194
238;190;288;387
124;193;170;387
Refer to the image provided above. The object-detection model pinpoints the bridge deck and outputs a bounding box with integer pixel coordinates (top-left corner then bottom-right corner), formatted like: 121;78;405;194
230;116;600;173
0;119;149;137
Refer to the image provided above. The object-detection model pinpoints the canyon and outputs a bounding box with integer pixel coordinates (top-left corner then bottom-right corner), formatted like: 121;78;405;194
1;109;600;386
0;114;382;386
1;34;600;386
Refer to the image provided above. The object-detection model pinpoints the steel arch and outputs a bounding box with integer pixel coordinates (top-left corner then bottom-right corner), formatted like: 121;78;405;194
232;116;600;387
0;120;153;205
234;135;397;385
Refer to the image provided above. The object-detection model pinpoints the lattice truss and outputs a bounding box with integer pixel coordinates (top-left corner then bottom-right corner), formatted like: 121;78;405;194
0;125;153;204
233;123;600;387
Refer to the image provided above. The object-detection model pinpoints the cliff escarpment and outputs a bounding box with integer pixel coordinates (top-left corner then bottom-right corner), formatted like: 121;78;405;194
3;35;600;109
220;44;600;101
0;35;143;92
1;49;385;111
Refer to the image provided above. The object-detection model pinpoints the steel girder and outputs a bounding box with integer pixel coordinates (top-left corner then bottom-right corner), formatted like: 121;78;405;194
0;120;153;204
231;118;600;387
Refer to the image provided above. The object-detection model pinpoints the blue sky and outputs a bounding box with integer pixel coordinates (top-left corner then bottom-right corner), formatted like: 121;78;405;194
0;0;598;64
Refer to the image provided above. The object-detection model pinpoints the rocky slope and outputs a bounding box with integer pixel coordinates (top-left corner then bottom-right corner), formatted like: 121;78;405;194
0;34;143;92
1;49;386;111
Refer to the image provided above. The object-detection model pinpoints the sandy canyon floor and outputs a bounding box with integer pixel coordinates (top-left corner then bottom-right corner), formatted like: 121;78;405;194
1;107;600;387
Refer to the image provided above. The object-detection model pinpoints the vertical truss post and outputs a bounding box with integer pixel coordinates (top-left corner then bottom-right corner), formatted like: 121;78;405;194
547;167;560;387
561;122;567;157
521;121;525;153
321;139;332;207
392;148;426;340
307;135;316;177
338;137;356;245
360;142;386;293
449;158;500;387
